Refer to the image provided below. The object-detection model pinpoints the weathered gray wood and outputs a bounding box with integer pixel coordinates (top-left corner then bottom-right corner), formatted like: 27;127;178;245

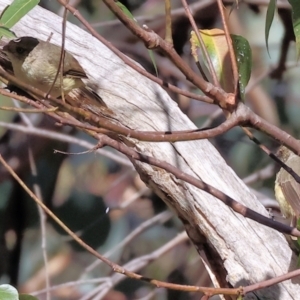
1;0;299;298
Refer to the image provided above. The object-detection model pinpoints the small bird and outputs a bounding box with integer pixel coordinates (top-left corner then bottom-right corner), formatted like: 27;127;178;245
2;36;107;109
275;145;300;224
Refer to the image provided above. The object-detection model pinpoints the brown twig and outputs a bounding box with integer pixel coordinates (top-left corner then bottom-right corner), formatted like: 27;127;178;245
96;134;300;238
44;16;66;100
0;120;131;166
0;71;237;143
247;108;300;155
90;0;213;28
164;0;173;45
242;127;300;183
244;268;300;294
0;106;57;113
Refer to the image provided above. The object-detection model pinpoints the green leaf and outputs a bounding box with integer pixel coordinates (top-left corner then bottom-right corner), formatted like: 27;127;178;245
288;0;300;59
0;0;39;29
191;29;235;93
0;5;10;20
0;284;18;300
0;26;16;38
190;29;252;100
116;1;135;21
148;49;158;77
265;0;276;56
232;34;252;101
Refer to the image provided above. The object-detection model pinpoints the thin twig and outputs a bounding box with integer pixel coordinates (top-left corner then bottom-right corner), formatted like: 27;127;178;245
0;121;132;166
98;134;300;238
83;210;172;275
28;148;51;300
164;0;173;45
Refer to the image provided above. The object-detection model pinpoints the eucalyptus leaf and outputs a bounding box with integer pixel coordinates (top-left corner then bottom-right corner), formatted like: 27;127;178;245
0;284;18;300
190;29;252;101
232;34;252;101
192;29;234;92
0;0;39;29
116;1;136;21
148;49;158;77
265;0;277;56
0;26;15;38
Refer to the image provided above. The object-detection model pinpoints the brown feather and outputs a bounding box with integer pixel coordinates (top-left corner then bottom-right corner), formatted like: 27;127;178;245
276;151;300;218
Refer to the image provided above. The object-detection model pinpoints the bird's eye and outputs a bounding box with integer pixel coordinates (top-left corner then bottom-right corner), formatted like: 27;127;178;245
16;47;25;54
